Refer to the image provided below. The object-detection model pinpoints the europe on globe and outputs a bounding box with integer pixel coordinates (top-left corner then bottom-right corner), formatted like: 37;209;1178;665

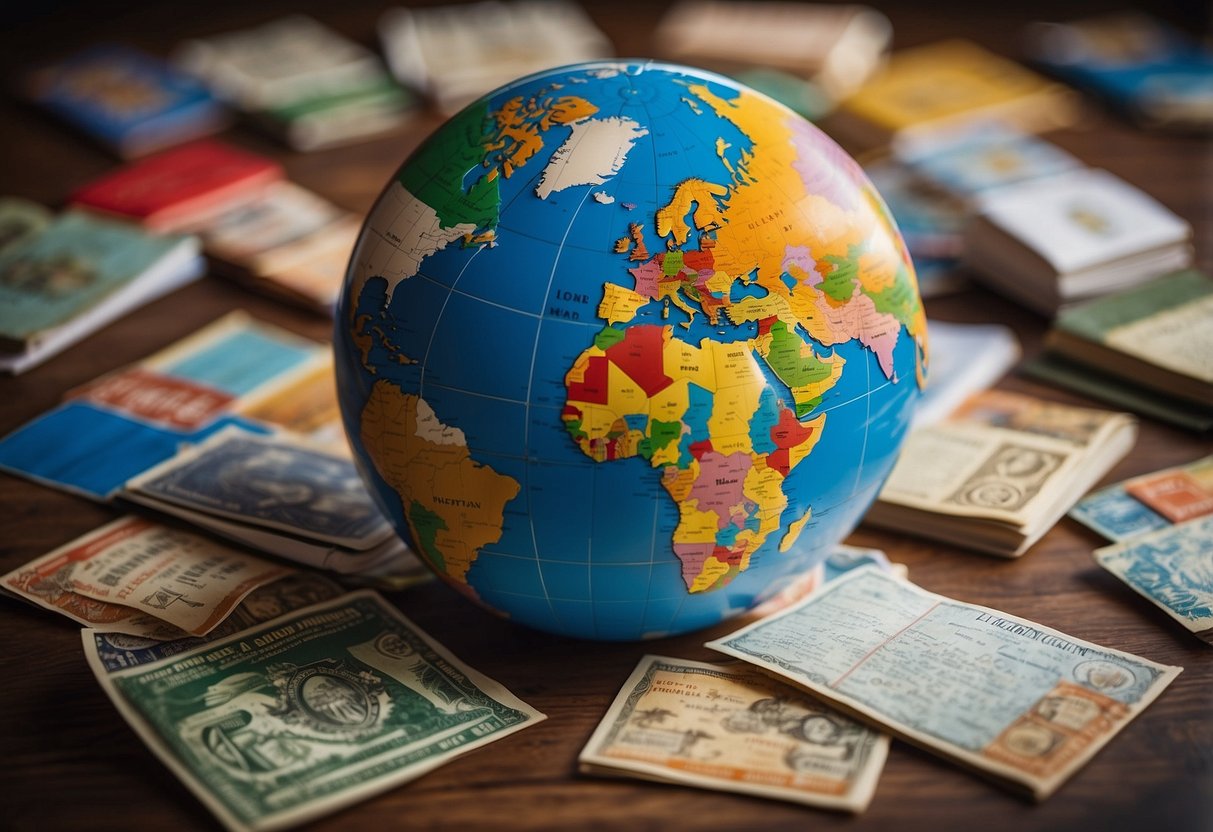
335;60;928;640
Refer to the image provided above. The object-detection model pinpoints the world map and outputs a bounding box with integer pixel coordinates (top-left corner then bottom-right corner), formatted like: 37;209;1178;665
335;61;927;640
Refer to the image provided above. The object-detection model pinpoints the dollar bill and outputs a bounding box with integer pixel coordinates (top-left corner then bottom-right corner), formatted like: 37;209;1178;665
580;655;888;812
83;590;545;832
1094;516;1213;643
89;572;345;671
2;516;290;637
707;566;1181;800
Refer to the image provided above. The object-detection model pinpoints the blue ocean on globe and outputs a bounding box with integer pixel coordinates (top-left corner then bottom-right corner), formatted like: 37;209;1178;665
335;60;927;640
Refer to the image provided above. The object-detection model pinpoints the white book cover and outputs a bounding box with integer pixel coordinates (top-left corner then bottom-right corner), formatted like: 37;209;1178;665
974;168;1190;274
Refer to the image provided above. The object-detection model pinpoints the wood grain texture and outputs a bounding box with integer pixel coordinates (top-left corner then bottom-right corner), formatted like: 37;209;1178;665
0;2;1210;831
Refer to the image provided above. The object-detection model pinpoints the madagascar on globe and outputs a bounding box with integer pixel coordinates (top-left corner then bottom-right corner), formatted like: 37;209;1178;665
335;60;928;640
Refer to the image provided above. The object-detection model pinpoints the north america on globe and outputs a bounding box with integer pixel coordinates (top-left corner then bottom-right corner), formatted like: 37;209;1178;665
335;61;928;640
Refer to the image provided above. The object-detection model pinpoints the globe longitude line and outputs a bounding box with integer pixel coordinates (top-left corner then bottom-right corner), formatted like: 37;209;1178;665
521;185;595;633
852;350;873;498
414;245;484;403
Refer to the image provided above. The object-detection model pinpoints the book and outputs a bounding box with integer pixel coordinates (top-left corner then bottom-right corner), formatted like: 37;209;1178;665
654;1;891;101
379;0;612;115
183;183;357;313
865;390;1137;557
1041;270;1213;412
176;15;414;150
1027;13;1213;133
892;120;1082;199
69;140;282;232
0;311;324;499
912;319;1020;428
1020;352;1213;433
20;44;228;158
962;168;1193;315
825;39;1078;151
0;209;203;374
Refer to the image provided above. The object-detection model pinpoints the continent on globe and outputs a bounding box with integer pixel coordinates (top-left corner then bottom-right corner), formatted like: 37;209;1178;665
359;380;519;591
336;61;927;640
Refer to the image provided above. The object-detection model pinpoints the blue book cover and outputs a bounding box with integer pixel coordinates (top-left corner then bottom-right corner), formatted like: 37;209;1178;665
23;44;227;156
1029;15;1213;131
0;210;196;351
0;401;269;501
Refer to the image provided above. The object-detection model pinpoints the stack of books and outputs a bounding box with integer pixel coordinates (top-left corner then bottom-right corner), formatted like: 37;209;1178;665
1025;270;1213;430
69;139;282;232
1027;12;1213;133
825;39;1078;151
654;1;891;114
892;120;1082;200
379;0;612;115
962;167;1193;315
0;201;203;375
70;140;357;313
20;44;228;158
864;390;1137;557
175;15;415;151
911;319;1020;428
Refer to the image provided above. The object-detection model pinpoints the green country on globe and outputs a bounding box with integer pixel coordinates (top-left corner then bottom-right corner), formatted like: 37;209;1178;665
334;60;928;640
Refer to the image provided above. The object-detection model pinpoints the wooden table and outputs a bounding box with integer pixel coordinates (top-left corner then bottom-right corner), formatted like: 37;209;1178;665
1;2;1210;830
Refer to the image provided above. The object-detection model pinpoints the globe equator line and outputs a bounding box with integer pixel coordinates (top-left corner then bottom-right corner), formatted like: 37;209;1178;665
522;185;595;633
475;546;665;567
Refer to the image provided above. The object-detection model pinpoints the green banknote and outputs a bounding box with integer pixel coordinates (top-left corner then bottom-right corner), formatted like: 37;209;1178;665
83;590;544;832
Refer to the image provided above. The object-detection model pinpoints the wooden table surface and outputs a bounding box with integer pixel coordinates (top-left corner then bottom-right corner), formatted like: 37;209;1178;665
1;2;1210;830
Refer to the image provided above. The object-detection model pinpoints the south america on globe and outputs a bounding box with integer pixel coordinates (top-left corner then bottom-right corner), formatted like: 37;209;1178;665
335;60;928;640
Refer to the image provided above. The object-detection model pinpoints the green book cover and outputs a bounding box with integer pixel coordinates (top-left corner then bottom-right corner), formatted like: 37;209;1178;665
1055;269;1213;343
0;210;186;348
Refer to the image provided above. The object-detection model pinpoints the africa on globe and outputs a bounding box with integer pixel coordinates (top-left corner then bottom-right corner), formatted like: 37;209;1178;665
334;60;928;640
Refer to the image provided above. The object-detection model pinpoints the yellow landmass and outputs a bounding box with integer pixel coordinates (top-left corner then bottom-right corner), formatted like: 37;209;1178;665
778;507;813;553
484;94;598;182
359;381;519;584
597;282;649;325
689;555;733;593
656;178;729;245
673;500;720;544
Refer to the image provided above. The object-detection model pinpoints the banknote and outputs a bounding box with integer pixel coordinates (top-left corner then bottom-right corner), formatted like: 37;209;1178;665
1094;516;1213;643
707;567;1182;799
123;426;394;549
88;572;345;671
83;590;545;832
1;516;290;637
579;655;887;812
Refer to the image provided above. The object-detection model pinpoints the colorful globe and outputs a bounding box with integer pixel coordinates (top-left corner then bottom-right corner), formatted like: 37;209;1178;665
335;61;928;641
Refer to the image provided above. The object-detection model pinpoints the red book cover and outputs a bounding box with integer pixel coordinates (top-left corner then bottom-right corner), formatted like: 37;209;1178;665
69;140;282;231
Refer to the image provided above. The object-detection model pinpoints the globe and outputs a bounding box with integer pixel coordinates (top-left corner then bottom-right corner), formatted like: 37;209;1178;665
334;60;928;641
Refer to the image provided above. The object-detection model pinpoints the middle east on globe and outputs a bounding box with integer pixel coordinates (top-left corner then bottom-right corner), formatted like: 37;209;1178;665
334;60;928;641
